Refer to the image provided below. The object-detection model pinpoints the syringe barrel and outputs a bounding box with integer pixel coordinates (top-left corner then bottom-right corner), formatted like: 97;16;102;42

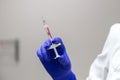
44;24;53;40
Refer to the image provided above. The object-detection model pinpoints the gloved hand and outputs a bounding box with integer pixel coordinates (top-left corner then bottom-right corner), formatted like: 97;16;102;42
37;37;76;80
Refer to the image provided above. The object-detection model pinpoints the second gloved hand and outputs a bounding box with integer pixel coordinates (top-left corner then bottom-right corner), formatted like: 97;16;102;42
37;37;76;80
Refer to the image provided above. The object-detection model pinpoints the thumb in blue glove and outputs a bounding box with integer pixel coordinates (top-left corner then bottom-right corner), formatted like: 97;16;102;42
37;37;76;80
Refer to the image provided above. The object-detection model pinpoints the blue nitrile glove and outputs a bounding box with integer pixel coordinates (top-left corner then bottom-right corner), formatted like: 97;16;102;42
37;37;76;80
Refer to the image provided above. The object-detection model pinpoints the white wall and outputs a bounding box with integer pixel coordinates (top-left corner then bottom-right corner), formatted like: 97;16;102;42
0;0;120;80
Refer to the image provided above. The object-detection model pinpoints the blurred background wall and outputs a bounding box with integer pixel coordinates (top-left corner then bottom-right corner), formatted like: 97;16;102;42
0;0;120;80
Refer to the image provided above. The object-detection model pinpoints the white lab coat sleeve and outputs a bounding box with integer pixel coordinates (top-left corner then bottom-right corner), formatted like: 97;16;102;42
106;23;120;80
106;48;120;80
86;23;120;80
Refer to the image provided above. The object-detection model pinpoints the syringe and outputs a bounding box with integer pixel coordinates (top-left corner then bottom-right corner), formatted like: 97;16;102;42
43;20;61;59
43;20;53;41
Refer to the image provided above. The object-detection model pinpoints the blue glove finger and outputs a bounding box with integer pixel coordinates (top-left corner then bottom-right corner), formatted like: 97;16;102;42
37;45;50;62
52;37;65;48
44;39;52;48
52;37;66;56
58;52;71;69
41;44;51;62
36;48;44;62
37;39;52;62
44;39;57;59
52;37;64;46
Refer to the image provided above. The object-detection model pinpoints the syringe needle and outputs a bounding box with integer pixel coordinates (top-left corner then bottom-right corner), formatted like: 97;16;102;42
43;19;46;25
